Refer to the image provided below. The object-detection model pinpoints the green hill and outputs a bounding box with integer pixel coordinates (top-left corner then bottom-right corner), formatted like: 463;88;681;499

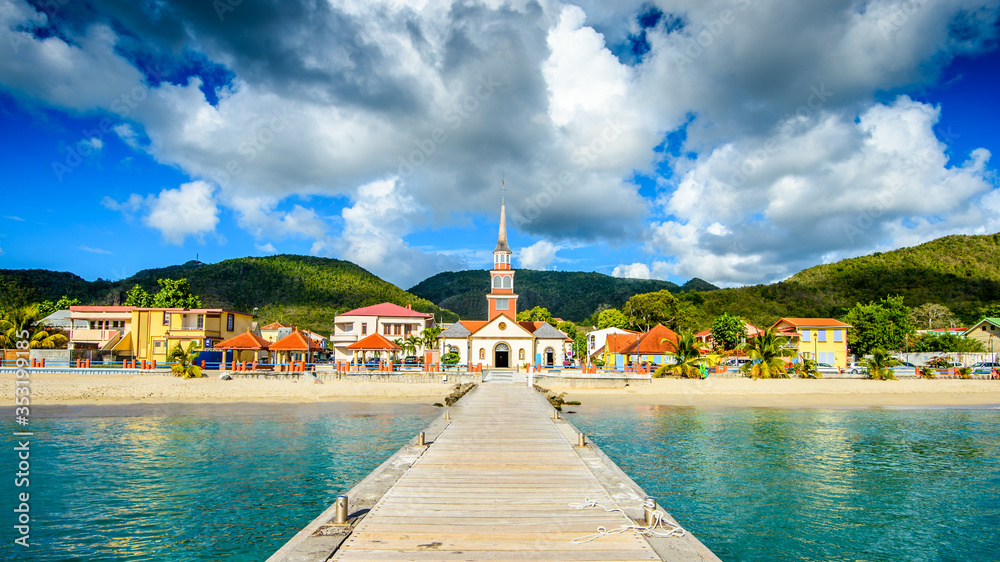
683;233;1000;329
0;255;458;334
408;270;717;322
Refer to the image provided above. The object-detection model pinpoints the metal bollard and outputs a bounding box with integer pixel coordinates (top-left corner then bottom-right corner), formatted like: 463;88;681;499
643;497;657;526
445;410;451;420
553;410;560;421
578;433;586;447
334;495;349;524
417;432;426;446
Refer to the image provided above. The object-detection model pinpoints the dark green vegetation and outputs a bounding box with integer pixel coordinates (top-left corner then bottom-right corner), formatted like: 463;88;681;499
681;233;1000;330
409;270;716;322
0;255;457;334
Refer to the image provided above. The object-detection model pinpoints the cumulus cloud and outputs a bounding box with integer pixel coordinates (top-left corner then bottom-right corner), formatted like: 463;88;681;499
651;97;997;285
612;262;651;279
255;242;277;254
519;240;561;270
1;0;998;287
336;177;465;286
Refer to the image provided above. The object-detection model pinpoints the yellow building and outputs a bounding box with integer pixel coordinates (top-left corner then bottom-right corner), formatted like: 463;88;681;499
772;318;852;369
126;308;255;361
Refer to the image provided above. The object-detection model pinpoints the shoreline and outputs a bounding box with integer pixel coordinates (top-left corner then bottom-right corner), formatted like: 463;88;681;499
3;372;1000;409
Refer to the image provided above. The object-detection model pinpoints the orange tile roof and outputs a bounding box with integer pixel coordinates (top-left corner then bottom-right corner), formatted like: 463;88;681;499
459;321;488;333
261;322;292;330
606;333;639;354
215;330;271;350
347;333;402;351
773;318;851;328
631;324;679;355
270;329;325;351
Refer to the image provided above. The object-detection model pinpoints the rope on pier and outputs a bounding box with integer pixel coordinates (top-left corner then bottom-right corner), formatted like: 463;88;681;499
568;497;686;544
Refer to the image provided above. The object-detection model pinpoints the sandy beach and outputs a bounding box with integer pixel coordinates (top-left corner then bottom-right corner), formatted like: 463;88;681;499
551;377;1000;408
4;372;999;408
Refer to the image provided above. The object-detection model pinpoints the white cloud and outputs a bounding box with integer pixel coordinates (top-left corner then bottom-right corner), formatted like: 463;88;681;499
651;96;997;285
143;181;220;245
78;246;112;254
336;177;464;286
519;240;561;270
612;262;651;279
255;242;277;253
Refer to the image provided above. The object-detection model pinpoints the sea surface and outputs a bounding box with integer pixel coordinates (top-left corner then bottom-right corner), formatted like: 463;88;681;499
3;402;999;561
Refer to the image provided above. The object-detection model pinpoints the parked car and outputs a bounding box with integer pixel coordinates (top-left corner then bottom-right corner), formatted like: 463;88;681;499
972;361;1000;374
403;355;420;366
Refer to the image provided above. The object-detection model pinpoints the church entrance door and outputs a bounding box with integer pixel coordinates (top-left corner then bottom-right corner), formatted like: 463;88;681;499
494;343;510;368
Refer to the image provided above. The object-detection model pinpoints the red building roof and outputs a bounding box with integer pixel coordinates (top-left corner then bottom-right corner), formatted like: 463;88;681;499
270;329;325;351
260;321;292;330
215;330;271;350
606;333;640;354
347;333;402;351
773;318;851;328
340;303;433;318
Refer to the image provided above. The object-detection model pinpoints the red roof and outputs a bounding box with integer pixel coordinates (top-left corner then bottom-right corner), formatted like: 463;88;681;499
270;329;325;351
630;325;679;355
347;333;402;351
340;303;432;318
606;333;639;354
215;330;271;350
460;321;489;333
261;322;291;330
70;306;135;312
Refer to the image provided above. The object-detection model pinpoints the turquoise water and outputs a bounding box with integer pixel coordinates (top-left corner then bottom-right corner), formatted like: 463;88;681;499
569;405;1000;561
4;403;999;561
1;402;437;561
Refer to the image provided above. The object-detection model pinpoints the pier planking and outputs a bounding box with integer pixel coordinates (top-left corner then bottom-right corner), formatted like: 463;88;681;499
270;383;718;561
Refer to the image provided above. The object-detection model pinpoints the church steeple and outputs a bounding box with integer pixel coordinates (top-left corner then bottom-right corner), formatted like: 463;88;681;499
487;187;517;320
494;199;511;253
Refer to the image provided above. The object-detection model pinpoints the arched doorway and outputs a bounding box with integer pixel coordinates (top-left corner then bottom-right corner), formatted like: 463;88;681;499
494;343;510;369
544;346;555;366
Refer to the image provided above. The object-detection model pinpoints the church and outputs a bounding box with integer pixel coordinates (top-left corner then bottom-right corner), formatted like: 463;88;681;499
440;199;570;369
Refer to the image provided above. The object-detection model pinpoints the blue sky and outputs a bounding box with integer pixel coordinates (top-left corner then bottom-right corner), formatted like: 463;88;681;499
1;0;998;289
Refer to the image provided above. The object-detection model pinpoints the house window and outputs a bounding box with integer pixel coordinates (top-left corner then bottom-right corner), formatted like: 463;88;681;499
383;324;391;335
493;276;501;288
502;276;512;288
227;314;234;331
479;348;485;360
448;345;459;354
495;299;508;310
162;311;169;326
833;329;843;343
198;315;205;330
817;330;826;343
404;324;412;335
519;349;525;360
393;324;401;335
362;323;368;335
800;329;811;342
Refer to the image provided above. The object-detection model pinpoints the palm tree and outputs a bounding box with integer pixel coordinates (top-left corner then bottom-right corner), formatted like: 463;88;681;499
0;305;68;350
792;357;822;379
738;326;796;380
864;348;901;380
167;341;204;378
421;326;443;353
656;332;719;378
404;335;423;356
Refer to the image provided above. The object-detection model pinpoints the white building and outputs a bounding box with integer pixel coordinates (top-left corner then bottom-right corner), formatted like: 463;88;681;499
584;327;637;362
439;199;569;368
331;303;435;361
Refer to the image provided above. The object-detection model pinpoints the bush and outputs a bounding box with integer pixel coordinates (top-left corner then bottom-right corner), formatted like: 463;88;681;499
441;352;461;365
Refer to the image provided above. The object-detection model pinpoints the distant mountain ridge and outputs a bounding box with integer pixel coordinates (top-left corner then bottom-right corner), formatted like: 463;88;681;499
408;269;718;322
0;255;457;334
684;233;1000;328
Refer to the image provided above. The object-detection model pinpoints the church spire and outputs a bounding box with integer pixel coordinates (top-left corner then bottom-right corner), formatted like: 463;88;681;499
494;198;511;253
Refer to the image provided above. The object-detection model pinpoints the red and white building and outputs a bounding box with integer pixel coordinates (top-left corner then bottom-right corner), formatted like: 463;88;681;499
331;303;435;361
440;199;569;368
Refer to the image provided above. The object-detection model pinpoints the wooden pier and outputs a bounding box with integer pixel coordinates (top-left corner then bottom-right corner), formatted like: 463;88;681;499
269;383;719;561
